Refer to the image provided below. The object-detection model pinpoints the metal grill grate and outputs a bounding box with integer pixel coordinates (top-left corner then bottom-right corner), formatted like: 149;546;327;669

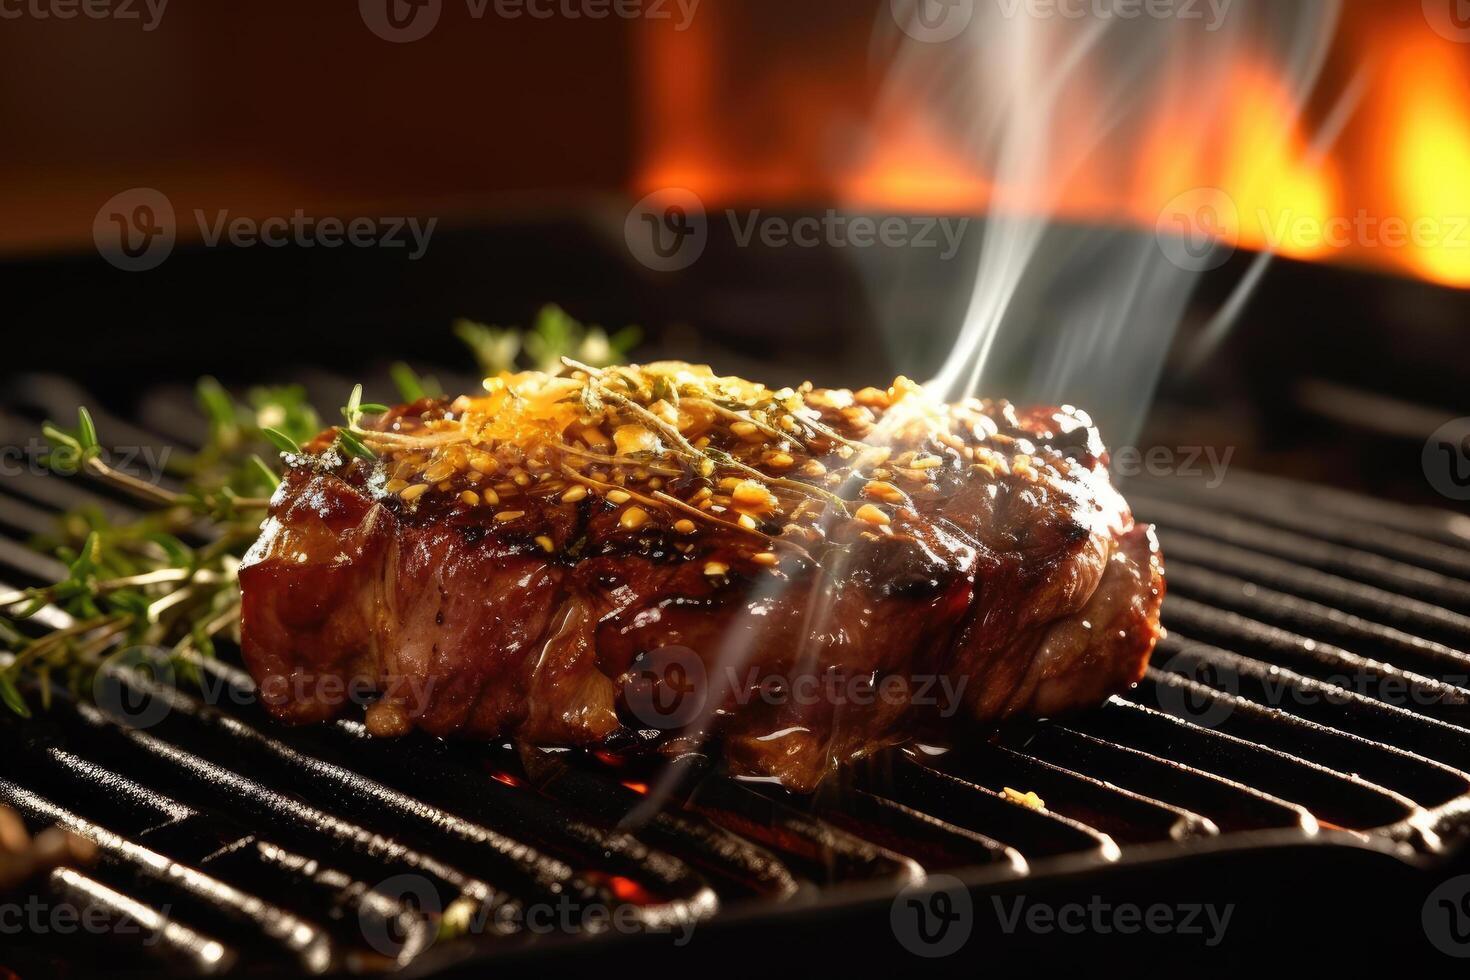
2;376;1469;973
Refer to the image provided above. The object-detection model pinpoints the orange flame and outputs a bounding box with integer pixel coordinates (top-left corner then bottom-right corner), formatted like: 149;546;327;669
1387;38;1470;286
634;18;1470;288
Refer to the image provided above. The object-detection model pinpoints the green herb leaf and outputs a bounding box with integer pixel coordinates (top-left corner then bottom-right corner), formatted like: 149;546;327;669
249;454;282;490
336;428;377;461
262;427;302;455
390;362;430;402
0;675;32;718
77;407;99;454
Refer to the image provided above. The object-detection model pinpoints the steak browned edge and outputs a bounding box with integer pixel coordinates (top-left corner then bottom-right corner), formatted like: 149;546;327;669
239;363;1163;791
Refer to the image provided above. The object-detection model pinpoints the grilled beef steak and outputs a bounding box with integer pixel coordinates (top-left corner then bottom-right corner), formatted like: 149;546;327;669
239;362;1163;790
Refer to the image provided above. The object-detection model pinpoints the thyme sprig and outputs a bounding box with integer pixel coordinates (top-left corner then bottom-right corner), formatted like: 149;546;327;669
0;309;635;718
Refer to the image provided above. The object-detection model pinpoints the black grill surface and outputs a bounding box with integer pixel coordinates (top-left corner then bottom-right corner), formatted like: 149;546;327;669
2;376;1469;974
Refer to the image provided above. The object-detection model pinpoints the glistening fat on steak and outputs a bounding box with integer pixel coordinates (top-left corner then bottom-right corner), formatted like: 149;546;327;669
239;362;1163;791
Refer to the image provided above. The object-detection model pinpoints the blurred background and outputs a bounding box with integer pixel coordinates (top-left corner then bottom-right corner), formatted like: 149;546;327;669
1;0;1468;504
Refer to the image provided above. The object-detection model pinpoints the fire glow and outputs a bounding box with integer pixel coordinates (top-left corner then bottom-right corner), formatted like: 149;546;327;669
635;9;1470;288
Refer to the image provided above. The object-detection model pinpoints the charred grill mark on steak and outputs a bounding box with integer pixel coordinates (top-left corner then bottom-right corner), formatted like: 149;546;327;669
239;363;1163;791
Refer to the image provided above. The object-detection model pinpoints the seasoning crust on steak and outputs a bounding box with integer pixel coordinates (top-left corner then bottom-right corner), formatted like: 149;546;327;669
239;361;1164;791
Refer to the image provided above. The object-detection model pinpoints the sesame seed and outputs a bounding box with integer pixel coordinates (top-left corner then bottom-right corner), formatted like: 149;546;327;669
482;488;500;506
855;503;891;526
862;481;905;504
384;479;408;494
459;490;480;507
704;562;729;577
422;461;456;484
737;513;758;530
620;507;651;530
535;535;555;553
607;489;631;505
800;459;827;477
731;480;778;513
766;452;795;470
751;552;779;567
562;485;589;503
730;421;762;441
674;519;697;534
910;455;942;470
399;483;429;502
494;510;525;522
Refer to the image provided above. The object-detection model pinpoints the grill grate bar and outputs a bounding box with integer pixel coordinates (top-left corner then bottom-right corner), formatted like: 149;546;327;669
1072;698;1417;831
1160;593;1470;727
1134;493;1470;614
1154;634;1470;770
1133;668;1470;813
1135;473;1470;575
1153;528;1470;648
1160;561;1470;682
911;741;1219;845
45;866;238;974
0;777;336;972
1012;724;1317;834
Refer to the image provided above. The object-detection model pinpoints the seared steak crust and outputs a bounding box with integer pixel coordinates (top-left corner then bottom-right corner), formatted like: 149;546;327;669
240;364;1163;790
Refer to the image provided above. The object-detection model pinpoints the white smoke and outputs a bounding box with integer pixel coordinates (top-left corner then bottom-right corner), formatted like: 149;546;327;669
877;0;1342;443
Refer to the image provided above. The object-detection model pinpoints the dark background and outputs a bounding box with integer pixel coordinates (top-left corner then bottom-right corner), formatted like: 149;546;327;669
0;0;1467;507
